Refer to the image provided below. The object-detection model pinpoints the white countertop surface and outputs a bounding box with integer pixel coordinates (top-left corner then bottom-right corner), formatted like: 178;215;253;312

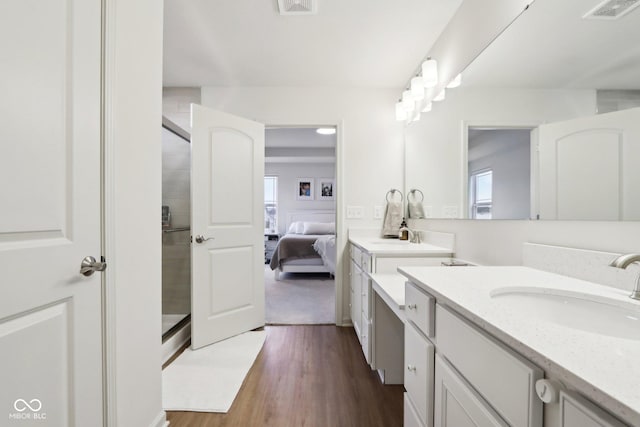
370;273;407;321
398;266;640;426
349;236;453;256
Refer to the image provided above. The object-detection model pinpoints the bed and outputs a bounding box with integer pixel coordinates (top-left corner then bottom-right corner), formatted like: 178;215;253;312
269;211;336;280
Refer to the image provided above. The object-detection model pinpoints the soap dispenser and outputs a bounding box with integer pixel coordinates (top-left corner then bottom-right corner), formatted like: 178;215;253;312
399;218;409;240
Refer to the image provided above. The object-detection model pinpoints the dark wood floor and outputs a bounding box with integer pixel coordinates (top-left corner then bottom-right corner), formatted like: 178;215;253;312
166;325;403;427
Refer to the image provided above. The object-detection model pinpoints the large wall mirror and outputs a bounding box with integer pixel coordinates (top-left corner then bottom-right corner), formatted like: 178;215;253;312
405;0;640;221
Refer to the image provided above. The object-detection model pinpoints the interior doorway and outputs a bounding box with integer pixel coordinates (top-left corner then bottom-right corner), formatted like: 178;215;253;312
466;126;535;220
263;127;338;324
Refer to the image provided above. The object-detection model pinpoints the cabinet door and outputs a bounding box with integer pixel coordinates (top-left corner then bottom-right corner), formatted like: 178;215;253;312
350;259;362;339
405;322;435;426
559;392;627;427
405;393;427;427
434;354;508;427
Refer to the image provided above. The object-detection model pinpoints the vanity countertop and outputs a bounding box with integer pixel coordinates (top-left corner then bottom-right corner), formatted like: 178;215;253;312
370;273;407;321
349;236;453;256
398;265;640;426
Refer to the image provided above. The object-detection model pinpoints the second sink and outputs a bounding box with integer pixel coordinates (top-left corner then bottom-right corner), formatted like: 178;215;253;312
490;286;640;341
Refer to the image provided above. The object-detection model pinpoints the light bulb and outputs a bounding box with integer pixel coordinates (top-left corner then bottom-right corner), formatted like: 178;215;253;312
402;90;415;112
421;58;438;88
410;77;425;100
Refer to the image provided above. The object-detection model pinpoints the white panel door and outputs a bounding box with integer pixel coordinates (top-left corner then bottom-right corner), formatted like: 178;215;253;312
191;104;265;349
537;107;640;220
0;1;103;426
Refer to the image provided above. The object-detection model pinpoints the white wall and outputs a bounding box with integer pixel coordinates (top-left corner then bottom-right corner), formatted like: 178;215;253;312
105;0;165;426
202;86;404;324
412;219;640;274
163;87;201;132
405;88;596;218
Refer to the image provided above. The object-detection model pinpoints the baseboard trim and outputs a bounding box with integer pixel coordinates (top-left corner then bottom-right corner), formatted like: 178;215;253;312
161;320;191;365
149;410;168;427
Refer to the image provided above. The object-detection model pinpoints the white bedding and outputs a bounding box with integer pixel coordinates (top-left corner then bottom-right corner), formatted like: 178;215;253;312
312;235;336;275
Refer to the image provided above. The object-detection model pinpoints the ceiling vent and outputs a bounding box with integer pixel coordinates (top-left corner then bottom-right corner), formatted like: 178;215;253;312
277;0;317;16
583;0;640;19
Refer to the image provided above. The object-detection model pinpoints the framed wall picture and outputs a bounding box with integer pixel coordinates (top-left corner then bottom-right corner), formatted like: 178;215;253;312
296;178;314;201
318;178;335;200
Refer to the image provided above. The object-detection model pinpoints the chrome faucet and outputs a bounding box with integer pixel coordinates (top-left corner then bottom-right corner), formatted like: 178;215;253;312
609;254;640;300
399;226;422;243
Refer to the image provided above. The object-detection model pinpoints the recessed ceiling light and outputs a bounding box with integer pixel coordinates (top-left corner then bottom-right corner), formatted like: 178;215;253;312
316;128;336;135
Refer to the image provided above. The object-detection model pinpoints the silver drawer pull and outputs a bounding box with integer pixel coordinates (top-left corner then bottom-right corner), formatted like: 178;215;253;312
407;304;417;310
407;365;416;372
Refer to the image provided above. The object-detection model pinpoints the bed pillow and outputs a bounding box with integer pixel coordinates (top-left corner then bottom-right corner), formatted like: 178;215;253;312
302;222;335;235
287;221;305;234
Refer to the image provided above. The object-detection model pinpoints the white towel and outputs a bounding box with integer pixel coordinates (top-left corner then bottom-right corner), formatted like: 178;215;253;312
408;200;425;219
381;201;403;237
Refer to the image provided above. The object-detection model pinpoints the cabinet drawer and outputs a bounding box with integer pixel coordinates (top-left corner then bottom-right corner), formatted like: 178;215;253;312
361;318;372;365
350;244;362;264
405;321;435;425
361;253;372;273
404;392;427;427
375;256;450;273
405;282;435;338
434;354;508;427
559;391;626;427
436;305;543;427
362;276;371;320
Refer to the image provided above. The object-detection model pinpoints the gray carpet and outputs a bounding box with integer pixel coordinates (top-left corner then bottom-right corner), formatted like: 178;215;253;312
264;266;335;324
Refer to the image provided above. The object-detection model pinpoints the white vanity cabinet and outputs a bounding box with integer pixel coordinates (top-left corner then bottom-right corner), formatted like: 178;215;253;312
434;354;507;427
558;392;627;427
348;239;453;372
403;282;436;427
435;304;543;427
403;280;544;427
402;275;632;427
349;245;371;362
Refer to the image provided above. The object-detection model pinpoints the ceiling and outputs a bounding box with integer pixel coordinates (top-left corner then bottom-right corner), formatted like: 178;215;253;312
462;0;640;89
163;0;463;88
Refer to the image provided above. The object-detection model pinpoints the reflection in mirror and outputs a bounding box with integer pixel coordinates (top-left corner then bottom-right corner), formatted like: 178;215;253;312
468;128;532;220
405;0;640;220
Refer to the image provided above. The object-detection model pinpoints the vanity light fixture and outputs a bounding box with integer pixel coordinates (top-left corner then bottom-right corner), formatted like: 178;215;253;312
433;89;446;102
421;58;438;88
446;73;462;88
411;76;425;100
402;90;415;112
395;102;408;121
316;127;336;135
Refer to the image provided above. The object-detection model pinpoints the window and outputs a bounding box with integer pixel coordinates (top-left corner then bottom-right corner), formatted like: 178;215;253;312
470;170;492;219
264;176;278;233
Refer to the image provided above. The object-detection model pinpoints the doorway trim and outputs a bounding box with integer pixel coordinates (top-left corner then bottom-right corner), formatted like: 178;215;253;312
264;121;345;326
461;120;541;219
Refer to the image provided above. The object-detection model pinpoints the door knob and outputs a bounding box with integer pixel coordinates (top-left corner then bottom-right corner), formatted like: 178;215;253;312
80;256;107;277
194;235;214;244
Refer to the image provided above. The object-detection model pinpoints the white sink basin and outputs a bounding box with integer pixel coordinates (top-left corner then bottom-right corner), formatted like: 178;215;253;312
490;287;640;341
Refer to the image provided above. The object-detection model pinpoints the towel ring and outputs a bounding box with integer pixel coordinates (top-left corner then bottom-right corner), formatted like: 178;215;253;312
408;189;424;203
386;189;403;203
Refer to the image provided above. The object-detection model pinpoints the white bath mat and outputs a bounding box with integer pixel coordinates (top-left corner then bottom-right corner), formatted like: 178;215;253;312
162;330;266;413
